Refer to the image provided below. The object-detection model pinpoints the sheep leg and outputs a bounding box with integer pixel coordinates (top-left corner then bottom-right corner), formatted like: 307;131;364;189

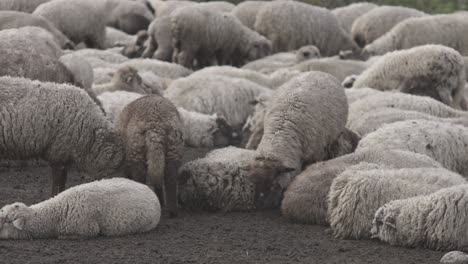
142;36;157;58
146;133;166;207
164;159;180;218
51;164;67;196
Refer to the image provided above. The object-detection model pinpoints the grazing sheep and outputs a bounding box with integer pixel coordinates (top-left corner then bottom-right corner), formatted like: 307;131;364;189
358;120;468;177
291;57;366;82
93;66;147;95
179;146;257;212
350;5;426;48
0;76;124;196
440;251;468;264
331;2;378;34
165;75;272;129
364;14;468;57
371;184;468;251
0;11;74;49
254;1;359;56
171;6;272;69
351;45;467;110
141;16;173;61
97;91;238;149
103;0;154;35
243;72;348;209
281;147;442;225
33;0;107;48
118;95;183;217
0;178;160;239
231;1;267;30
0;0;51;13
328;163;465;239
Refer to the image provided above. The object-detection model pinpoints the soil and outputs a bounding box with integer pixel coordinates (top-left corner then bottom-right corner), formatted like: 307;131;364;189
0;148;444;264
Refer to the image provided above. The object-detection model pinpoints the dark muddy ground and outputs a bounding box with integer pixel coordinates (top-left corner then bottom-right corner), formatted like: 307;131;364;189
0;148;444;264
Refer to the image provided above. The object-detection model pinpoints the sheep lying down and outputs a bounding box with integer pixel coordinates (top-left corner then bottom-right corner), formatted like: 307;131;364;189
0;178;160;239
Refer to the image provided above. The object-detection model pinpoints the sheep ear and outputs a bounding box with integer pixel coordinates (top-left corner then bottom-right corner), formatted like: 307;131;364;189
278;165;295;174
126;76;134;83
384;215;396;229
12;218;25;231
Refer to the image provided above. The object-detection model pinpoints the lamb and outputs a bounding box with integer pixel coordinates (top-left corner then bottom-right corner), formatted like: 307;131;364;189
440;251;468;264
281;147;442;225
254;1;359;56
364;14;468;57
171;6;272;69
371;184;468;251
102;0;154;35
97;91;238;148
164;75;273;130
331;2;378;34
350;5;426;48
291;57;366;82
118;95;184;217
351;45;467;110
357;120;468;177
231;1;267;30
0;178;160;239
141;16;173;61
0;76;124;196
0;0;51;13
33;0;107;49
92;66;147;96
0;11;74;49
242;72;348;209
178;146;258;212
328;163;466;239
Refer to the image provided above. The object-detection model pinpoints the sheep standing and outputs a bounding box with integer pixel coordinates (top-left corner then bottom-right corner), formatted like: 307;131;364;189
0;178;160;239
231;1;267;30
281;147;442;225
0;76;124;195
118;95;184;217
171;6;271;69
243;72;348;209
371;184;468;251
331;2;378;34
364;14;468;56
351;45;467;110
350;5;426;48
33;0;107;48
328;163;466;239
254;1;358;56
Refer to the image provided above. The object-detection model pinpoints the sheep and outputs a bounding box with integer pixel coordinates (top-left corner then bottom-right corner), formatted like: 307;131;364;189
103;0;154;35
0;178;160;239
0;76;124;196
328;163;466;239
118;95;183;217
350;5;426;48
295;45;321;63
92;66;147;95
351;45;467;110
171;6;272;69
93;67;168;93
242;72;348;209
97;91;238;149
364;14;468;57
357;120;468;177
120;59;193;79
344;87;382;104
281;147;442;225
165;75;272;130
104;27;137;49
0;0;51;13
71;49;129;65
178;146;258;212
231;1;267;30
153;0;195;18
371;184;468;251
291;57;366;82
141;16;173;61
331;2;378;34
0;11;73;49
120;30;149;58
33;0;107;49
254;1;359;56
440;251;468;264
242;51;297;73
189;66;273;88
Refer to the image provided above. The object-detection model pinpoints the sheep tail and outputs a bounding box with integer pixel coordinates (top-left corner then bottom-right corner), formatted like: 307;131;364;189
145;131;166;205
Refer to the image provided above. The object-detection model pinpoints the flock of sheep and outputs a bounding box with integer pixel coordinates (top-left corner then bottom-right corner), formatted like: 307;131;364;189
1;0;468;262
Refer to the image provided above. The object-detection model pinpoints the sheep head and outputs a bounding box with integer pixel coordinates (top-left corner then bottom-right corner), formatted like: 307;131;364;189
243;157;295;209
296;45;321;62
211;116;242;147
0;203;32;240
247;37;272;62
114;66;146;94
370;205;399;244
85;128;125;178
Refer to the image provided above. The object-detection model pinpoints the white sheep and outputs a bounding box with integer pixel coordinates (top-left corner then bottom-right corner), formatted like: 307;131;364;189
0;76;124;195
141;16;172;61
92;66;147;95
120;59;193;79
344;87;382;104
231;1;267;30
331;2;378;34
0;178;160;239
291;57;366;82
103;0;154;35
281;147;442;225
352;45;467;110
328;163;466;239
371;184;468;251
104;27;137;49
189;66;273;89
357;120;468;177
71;49;129;65
243;72;348;209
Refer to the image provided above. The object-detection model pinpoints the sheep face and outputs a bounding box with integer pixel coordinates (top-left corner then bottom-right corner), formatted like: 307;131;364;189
243;157;295;209
370;206;399;244
212;117;242;147
114;66;146;94
296;45;321;62
247;38;272;62
85;129;125;177
0;203;32;240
